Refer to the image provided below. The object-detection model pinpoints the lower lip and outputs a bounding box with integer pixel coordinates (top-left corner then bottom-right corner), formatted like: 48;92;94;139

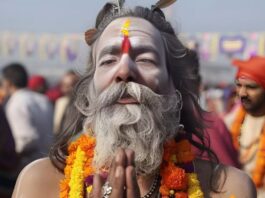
118;98;139;104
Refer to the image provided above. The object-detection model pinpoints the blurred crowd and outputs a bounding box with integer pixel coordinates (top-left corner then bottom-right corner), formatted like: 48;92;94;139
0;63;79;198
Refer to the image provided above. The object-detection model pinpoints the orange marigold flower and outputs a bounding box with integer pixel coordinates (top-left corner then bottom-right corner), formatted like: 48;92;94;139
176;151;194;164
161;163;188;190
163;139;194;163
175;192;188;198
175;140;191;151
159;185;170;196
61;134;203;198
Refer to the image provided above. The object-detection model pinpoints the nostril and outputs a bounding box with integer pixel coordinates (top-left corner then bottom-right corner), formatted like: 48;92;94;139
127;76;134;82
116;76;123;82
115;75;134;83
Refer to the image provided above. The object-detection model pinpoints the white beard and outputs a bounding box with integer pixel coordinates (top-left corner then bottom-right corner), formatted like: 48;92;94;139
82;82;182;175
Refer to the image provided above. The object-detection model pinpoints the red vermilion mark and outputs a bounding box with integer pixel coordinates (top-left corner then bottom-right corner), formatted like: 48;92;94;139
121;35;131;54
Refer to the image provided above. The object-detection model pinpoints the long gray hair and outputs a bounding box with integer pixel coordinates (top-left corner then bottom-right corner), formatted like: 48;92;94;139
49;5;217;173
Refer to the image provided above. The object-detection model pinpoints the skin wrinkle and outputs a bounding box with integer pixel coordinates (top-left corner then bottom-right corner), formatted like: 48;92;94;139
93;17;173;96
98;45;162;66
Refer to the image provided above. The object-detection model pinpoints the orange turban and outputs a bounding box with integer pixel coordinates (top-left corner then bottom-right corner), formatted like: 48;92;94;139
232;56;265;89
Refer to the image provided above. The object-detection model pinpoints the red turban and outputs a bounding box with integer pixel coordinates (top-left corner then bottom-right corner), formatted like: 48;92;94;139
232;56;265;89
28;75;46;91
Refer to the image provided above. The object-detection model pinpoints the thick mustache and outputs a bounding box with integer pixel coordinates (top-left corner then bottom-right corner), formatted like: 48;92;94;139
241;97;251;103
92;82;182;114
95;82;139;108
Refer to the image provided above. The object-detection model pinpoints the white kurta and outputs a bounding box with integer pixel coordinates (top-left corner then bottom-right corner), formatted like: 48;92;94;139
5;89;53;169
240;114;265;198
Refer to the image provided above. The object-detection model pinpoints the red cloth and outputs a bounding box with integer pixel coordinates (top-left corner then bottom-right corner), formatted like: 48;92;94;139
28;75;46;91
45;87;62;103
193;113;241;168
232;56;265;89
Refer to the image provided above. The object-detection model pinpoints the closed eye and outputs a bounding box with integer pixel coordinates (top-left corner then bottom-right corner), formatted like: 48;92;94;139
136;58;157;65
99;59;117;67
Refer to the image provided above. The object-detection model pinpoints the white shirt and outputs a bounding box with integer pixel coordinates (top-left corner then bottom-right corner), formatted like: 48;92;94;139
5;89;53;167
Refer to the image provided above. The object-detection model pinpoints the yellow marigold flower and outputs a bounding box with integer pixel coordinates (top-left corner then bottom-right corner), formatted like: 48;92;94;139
86;185;93;193
69;147;86;198
187;173;204;198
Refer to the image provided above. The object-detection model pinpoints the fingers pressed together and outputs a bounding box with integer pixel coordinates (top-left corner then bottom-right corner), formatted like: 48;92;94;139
89;148;140;198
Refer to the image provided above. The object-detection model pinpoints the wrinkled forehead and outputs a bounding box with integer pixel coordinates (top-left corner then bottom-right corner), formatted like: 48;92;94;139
94;17;165;59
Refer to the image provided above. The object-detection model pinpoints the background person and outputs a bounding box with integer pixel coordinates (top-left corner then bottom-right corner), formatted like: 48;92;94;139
229;56;265;197
53;70;79;134
1;63;54;171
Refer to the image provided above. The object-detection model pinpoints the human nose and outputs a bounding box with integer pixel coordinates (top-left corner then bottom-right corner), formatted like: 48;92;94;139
237;86;248;98
115;54;136;83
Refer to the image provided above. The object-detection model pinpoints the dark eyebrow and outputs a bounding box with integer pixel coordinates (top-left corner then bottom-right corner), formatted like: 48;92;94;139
98;44;161;62
98;45;121;60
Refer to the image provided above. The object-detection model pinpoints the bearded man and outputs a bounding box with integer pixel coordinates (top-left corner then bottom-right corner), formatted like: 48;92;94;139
229;56;265;197
12;1;256;198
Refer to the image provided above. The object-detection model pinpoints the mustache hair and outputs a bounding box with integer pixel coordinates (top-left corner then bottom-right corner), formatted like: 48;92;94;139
240;96;251;103
88;81;182;115
81;81;182;174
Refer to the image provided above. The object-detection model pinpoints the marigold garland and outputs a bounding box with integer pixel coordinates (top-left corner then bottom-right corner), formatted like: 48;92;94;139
230;106;265;187
59;134;203;198
60;134;95;198
159;139;203;198
68;147;86;198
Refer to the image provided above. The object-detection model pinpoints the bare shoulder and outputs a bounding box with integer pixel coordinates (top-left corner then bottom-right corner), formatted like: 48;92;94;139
221;165;257;198
12;158;64;198
195;159;257;198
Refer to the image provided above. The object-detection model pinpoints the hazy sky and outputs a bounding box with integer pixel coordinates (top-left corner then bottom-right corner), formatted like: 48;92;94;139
0;0;264;34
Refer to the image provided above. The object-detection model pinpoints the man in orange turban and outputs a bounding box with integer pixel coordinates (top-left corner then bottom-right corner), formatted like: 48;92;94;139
233;56;265;89
229;56;265;197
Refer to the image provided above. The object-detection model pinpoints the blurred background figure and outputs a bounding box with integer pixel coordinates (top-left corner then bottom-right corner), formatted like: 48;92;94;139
60;70;79;97
223;85;238;114
28;75;48;94
1;63;53;172
0;82;5;105
45;85;63;105
204;87;225;116
183;49;240;168
0;104;19;198
53;70;79;134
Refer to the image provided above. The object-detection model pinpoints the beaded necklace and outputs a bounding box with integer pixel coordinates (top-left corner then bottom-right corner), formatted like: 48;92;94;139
59;134;203;198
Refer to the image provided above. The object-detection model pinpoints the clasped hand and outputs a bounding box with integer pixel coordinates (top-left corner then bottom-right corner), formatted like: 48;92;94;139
88;148;141;198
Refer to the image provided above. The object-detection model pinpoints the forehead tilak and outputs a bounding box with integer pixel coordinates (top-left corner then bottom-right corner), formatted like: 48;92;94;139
121;19;131;36
121;19;131;54
93;17;164;61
